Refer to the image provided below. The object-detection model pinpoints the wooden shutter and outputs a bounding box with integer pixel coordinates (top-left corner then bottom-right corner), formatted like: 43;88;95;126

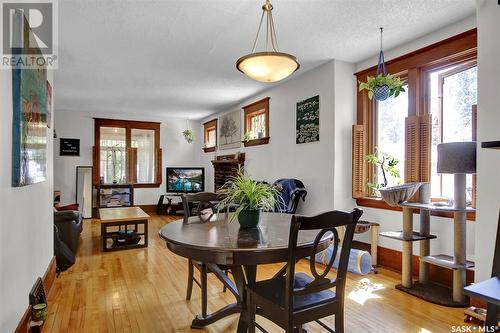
419;114;432;182
128;147;137;184
405;116;420;183
352;125;366;198
156;148;162;185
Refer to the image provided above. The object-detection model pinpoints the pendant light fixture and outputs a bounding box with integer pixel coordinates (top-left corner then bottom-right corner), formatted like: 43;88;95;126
236;0;299;83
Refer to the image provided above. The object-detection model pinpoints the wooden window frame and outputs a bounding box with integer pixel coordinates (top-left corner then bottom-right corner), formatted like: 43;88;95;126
353;29;477;220
243;97;270;147
202;119;217;153
93;118;162;188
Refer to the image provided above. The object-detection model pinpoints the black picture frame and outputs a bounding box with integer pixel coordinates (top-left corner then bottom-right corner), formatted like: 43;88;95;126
60;138;80;156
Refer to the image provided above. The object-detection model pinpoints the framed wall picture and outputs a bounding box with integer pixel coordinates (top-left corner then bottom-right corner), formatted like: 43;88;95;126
296;95;320;144
218;110;241;150
60;138;80;156
11;15;48;187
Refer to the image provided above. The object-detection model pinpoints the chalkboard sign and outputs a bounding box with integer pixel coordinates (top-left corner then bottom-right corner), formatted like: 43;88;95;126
60;138;80;156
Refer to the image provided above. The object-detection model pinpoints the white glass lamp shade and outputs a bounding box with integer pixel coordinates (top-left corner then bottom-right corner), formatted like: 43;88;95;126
236;52;300;83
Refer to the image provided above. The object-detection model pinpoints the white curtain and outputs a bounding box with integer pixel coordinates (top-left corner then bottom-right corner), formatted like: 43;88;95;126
134;132;154;183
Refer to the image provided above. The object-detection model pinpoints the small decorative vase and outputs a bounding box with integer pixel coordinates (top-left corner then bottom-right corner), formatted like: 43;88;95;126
373;84;390;101
258;131;264;139
237;209;262;229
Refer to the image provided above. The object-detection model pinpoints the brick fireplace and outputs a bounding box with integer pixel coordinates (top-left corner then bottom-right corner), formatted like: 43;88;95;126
211;153;245;190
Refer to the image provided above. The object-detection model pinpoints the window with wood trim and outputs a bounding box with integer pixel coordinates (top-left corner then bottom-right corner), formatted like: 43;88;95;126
426;62;477;204
93;118;162;188
243;97;270;147
202;119;217;153
353;29;477;219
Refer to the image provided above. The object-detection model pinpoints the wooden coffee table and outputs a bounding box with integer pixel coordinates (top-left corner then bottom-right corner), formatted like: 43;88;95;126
99;207;150;252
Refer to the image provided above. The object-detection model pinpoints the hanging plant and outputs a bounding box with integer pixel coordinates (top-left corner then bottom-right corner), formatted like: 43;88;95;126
182;129;194;143
358;28;405;101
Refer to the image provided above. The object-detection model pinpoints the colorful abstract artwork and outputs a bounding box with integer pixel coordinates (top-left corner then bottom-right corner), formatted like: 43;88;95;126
218;110;241;150
296;95;319;144
12;17;48;187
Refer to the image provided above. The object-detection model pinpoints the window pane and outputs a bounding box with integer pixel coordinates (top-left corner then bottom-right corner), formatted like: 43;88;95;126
100;127;127;184
250;112;266;139
207;129;216;147
428;65;477;201
375;84;408;188
132;129;155;183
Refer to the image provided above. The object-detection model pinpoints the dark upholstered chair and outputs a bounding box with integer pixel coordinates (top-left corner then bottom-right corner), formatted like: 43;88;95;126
246;208;363;333
54;210;83;254
273;178;307;214
54;210;83;271
181;192;230;317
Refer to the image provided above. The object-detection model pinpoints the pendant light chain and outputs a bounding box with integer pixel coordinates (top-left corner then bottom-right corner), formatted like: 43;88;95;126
250;0;280;54
251;11;265;53
269;10;279;52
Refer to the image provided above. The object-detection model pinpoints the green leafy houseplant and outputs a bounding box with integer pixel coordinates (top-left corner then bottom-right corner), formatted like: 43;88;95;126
182;129;194;143
358;73;405;100
242;131;252;142
217;168;281;228
365;148;402;194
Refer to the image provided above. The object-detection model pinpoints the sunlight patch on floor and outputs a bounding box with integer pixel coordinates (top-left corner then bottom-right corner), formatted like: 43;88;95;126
419;328;433;333
347;278;384;305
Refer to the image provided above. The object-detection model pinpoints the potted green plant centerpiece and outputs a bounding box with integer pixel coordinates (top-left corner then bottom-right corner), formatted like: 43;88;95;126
217;168;280;228
365;148;421;206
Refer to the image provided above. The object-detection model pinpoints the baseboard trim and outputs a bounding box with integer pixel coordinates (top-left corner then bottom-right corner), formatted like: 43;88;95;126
43;256;57;295
14;306;31;333
14;256;56;333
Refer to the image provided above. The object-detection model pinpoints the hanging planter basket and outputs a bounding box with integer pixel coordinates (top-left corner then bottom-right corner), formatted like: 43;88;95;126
182;129;194;143
358;28;405;101
373;84;390;101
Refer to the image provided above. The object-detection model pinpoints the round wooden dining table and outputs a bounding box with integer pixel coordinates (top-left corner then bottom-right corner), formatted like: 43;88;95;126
159;212;331;333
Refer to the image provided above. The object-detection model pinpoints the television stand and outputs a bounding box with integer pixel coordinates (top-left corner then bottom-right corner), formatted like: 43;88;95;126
156;194;184;215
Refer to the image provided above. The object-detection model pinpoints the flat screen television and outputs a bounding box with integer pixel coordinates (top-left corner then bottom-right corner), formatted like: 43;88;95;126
166;167;205;193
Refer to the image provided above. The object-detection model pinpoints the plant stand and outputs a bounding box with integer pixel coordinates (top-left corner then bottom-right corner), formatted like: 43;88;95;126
380;182;475;306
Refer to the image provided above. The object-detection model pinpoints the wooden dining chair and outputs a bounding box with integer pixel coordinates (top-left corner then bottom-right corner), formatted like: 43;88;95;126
181;192;229;317
246;208;363;333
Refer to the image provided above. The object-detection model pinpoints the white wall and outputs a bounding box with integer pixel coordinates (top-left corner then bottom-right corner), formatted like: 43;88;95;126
201;61;336;215
0;70;54;332
353;15;477;258
200;60;358;216
474;0;500;282
54;111;202;206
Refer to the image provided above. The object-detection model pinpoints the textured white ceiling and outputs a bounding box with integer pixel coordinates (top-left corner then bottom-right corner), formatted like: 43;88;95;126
55;0;475;119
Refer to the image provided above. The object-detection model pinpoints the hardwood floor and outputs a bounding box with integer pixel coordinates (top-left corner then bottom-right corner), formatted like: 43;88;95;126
43;214;470;333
